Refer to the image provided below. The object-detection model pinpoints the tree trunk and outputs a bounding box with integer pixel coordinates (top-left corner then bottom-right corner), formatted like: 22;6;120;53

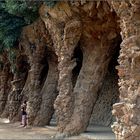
34;54;58;126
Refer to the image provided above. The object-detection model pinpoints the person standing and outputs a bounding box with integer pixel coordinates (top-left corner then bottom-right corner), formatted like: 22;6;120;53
21;100;27;127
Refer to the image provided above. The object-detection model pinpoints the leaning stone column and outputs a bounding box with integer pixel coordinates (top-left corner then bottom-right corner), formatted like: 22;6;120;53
34;53;58;126
26;47;45;125
8;73;24;121
109;1;140;139
21;19;53;125
0;54;13;118
2;53;29;121
39;3;82;131
0;61;11;115
64;34;118;135
54;20;81;131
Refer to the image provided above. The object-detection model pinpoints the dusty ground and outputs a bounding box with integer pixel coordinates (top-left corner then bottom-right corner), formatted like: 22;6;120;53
0;118;115;140
0;118;56;139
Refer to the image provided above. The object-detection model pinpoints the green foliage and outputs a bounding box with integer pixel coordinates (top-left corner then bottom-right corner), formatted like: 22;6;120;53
3;0;41;23
0;11;25;50
0;0;41;72
0;0;57;72
0;0;41;52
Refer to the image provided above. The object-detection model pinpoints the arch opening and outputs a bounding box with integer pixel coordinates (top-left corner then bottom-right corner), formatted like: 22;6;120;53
72;44;83;87
39;55;49;87
89;35;122;131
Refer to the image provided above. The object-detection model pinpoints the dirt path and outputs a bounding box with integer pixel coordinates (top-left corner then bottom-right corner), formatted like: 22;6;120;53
0;118;88;140
0;118;115;140
0;118;57;139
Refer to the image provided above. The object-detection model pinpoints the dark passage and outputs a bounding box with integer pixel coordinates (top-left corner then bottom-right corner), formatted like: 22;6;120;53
39;54;49;86
72;45;83;87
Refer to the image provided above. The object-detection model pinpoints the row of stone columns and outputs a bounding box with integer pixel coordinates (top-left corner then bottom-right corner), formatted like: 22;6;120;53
20;18;59;126
0;1;139;140
39;1;121;137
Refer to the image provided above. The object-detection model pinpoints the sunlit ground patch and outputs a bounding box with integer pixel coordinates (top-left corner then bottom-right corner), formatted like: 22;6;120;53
0;118;10;124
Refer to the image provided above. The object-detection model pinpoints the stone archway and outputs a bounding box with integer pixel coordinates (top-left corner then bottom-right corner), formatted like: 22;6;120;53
107;1;140;139
0;52;13;117
72;44;83;87
61;2;121;136
3;54;29;121
34;49;59;126
89;35;122;127
39;1;140;139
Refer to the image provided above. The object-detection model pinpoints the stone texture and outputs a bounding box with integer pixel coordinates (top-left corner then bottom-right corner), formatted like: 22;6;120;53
0;1;140;140
34;51;58;126
21;19;53;125
39;3;82;131
40;1;120;136
90;70;119;126
0;53;12;116
2;54;28;121
109;1;140;139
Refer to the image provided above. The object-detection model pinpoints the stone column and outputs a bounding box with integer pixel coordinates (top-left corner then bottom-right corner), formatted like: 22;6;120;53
0;63;11;115
109;1;140;139
0;54;13;118
54;20;81;132
2;53;29;121
64;34;118;135
8;73;24;121
27;47;45;125
21;19;52;125
40;3;82;130
34;53;58;126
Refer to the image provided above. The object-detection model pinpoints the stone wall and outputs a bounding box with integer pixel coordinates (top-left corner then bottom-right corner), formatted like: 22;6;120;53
0;1;140;140
90;70;119;126
109;1;140;140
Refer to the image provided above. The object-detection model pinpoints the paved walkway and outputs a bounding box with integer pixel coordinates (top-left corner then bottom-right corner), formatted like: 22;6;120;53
0;118;115;140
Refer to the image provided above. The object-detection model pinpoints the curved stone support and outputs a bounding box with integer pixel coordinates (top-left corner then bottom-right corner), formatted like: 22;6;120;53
21;18;53;125
26;50;45;125
54;20;81;132
1;54;29;121
0;74;8;115
34;53;58;126
64;36;116;135
0;62;11;116
108;1;140;139
8;74;24;121
13;73;30;121
40;2;122;135
40;4;82;131
1;2;140;140
0;53;13;118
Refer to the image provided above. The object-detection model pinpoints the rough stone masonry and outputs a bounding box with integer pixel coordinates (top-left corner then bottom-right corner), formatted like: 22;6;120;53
0;1;140;140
